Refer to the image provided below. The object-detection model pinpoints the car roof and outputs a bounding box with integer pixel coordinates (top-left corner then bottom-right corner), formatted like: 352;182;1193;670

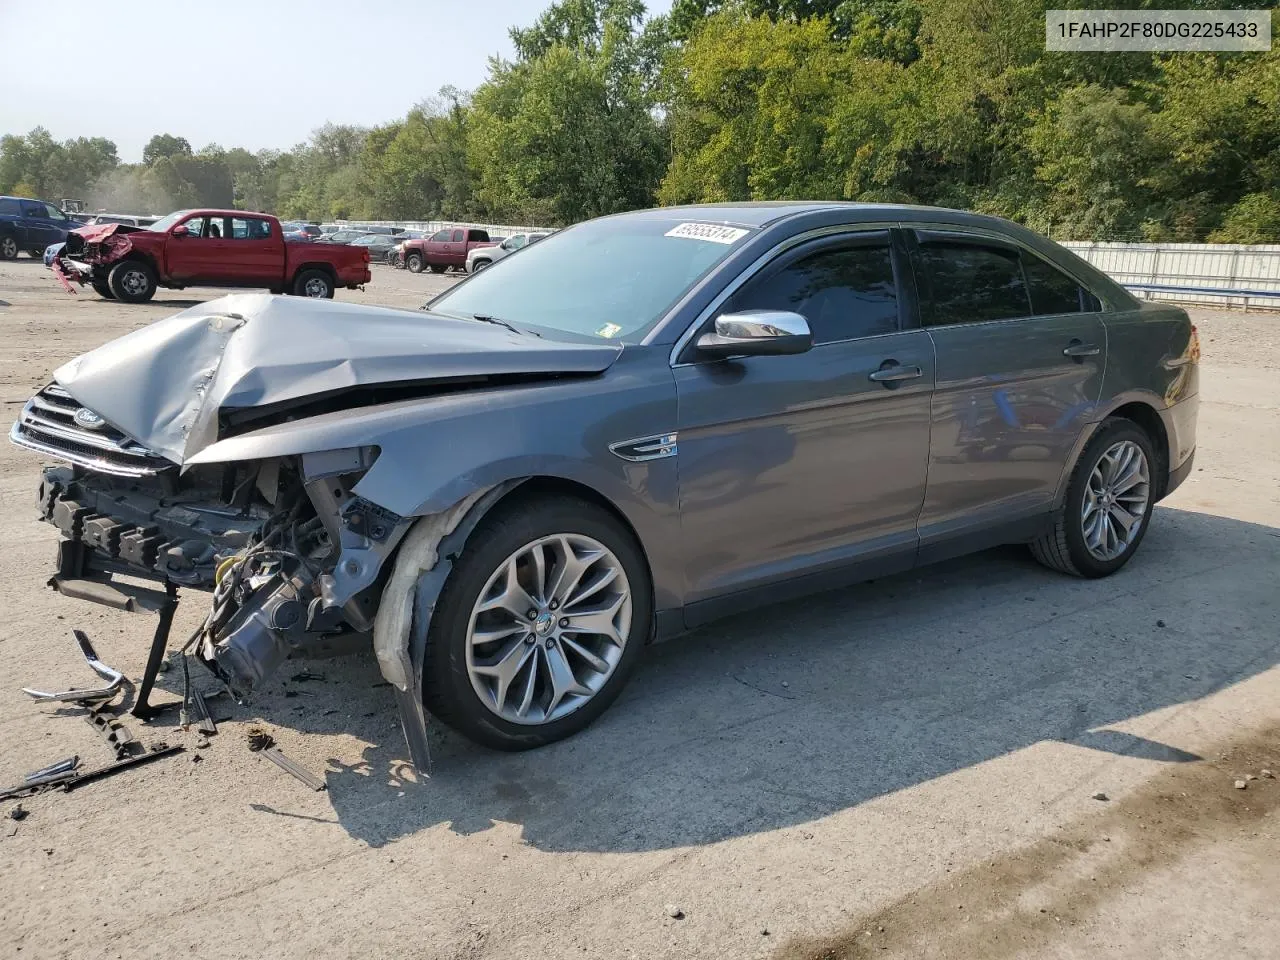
611;201;1024;231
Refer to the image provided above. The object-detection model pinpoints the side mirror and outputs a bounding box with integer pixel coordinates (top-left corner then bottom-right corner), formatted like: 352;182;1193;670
695;310;813;359
172;224;189;237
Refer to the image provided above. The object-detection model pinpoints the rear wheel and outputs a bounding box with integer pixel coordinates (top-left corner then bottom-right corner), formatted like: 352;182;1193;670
292;269;334;298
0;235;17;260
429;263;446;274
423;495;652;750
107;260;157;303
406;253;423;273
1030;418;1157;578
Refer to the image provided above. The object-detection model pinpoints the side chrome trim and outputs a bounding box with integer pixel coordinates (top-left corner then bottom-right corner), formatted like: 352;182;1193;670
609;432;678;463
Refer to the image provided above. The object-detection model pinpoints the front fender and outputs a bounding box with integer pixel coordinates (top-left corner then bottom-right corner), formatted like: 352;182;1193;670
186;350;684;608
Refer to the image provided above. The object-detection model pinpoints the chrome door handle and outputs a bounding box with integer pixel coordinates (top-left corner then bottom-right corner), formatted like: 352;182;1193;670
868;364;923;383
1063;342;1101;358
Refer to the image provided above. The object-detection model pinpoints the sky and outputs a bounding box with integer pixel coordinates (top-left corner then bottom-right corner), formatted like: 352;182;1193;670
0;0;674;162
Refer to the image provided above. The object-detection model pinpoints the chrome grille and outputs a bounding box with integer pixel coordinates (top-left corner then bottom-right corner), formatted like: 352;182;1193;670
9;383;172;477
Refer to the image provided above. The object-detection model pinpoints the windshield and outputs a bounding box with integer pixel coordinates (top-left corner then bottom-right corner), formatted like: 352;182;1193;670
428;216;753;342
147;210;192;232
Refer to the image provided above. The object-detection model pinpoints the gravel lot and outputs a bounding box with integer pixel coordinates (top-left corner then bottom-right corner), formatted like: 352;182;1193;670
1;258;1277;960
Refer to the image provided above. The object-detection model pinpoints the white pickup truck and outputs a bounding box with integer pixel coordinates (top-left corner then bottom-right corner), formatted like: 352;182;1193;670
465;231;551;273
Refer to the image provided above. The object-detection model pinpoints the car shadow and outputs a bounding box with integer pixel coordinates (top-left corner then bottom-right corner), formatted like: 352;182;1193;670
210;505;1280;850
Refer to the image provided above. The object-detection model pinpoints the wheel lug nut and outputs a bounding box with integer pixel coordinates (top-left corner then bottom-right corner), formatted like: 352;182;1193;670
524;634;535;645
544;638;555;649
549;600;558;610
527;609;537;620
559;618;569;628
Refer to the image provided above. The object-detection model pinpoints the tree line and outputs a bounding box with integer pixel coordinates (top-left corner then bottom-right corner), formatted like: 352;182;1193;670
2;0;1277;242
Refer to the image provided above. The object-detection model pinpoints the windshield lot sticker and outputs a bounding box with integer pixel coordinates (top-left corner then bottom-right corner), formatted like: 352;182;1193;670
596;322;623;339
665;222;749;244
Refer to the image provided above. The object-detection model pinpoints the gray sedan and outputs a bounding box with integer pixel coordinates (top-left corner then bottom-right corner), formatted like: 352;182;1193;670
10;203;1199;767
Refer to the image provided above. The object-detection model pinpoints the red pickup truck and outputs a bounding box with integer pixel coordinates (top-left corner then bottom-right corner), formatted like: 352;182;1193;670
54;209;372;303
400;227;495;274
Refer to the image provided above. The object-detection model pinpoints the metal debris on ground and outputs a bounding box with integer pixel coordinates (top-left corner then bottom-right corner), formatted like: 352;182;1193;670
25;756;79;781
21;630;124;703
189;688;217;736
83;701;136;760
247;728;326;792
61;742;184;792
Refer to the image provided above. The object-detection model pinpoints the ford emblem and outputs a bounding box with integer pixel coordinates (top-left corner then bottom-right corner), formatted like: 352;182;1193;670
73;407;107;431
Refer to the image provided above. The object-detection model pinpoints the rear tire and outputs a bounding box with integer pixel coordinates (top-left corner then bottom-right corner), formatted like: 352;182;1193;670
292;269;334;298
423;495;653;751
429;263;446;274
0;235;17;260
406;253;423;273
1030;418;1157;578
106;260;157;303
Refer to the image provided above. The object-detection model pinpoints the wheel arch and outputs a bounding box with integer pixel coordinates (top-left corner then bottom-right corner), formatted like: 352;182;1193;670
1054;394;1172;507
291;261;337;285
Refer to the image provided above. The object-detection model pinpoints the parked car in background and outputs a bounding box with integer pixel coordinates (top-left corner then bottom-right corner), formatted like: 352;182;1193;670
87;213;160;228
465;231;551;273
317;229;367;244
349;233;405;263
0;195;83;259
9;202;1199;765
281;221;323;239
53;208;372;302
401;227;494;273
387;230;427;268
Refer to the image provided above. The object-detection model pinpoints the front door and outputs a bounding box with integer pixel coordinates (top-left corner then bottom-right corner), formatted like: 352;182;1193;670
907;228;1107;551
674;229;935;616
167;214;236;284
220;216;283;286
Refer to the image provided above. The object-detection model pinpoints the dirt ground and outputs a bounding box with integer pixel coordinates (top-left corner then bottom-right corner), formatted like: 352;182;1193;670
0;257;1277;960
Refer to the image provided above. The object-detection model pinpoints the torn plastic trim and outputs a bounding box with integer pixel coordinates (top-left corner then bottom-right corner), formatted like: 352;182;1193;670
374;480;524;773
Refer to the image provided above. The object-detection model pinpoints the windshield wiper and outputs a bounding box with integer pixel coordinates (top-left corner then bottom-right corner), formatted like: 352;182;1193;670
469;314;541;337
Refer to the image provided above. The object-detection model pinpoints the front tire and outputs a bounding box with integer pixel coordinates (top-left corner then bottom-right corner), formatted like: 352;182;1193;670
91;276;116;299
292;269;334;298
107;260;157;303
406;253;423;273
471;259;491;273
423;495;653;750
1030;418;1157;578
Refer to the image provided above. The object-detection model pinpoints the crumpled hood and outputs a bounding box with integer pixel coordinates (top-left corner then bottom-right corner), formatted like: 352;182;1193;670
53;293;622;464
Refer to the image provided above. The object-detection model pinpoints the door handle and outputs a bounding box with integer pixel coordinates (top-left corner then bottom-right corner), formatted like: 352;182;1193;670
868;363;923;384
1063;341;1101;358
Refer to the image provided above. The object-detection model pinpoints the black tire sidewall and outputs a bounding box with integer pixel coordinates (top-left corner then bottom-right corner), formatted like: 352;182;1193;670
107;260;156;302
0;235;17;260
406;254;423;273
424;497;653;751
293;269;333;298
1061;420;1157;577
91;277;115;299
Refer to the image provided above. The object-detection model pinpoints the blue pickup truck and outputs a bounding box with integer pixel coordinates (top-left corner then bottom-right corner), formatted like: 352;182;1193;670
0;196;82;260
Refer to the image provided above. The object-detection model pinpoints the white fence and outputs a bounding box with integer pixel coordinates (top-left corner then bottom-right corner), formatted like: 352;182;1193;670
331;219;552;237
1062;241;1280;311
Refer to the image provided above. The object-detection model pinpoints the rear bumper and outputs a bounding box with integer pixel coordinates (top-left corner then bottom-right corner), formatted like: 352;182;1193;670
1164;446;1195;499
1158;393;1198;500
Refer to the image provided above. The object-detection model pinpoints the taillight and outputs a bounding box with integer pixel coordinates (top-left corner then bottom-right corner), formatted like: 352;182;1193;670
362;249;370;263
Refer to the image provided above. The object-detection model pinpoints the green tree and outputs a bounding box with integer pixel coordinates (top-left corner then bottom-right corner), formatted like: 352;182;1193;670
142;133;193;166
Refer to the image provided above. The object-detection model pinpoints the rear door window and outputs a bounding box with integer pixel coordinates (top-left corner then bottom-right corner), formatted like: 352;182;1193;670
727;237;900;345
0;198;21;215
1022;253;1095;315
917;240;1031;326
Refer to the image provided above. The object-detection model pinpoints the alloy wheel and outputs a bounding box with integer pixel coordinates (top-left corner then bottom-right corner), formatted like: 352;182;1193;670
120;268;149;297
465;533;633;725
303;277;329;297
1081;439;1150;562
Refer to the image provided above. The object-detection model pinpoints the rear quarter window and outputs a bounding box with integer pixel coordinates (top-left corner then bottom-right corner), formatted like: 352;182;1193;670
0;198;22;216
1023;253;1093;315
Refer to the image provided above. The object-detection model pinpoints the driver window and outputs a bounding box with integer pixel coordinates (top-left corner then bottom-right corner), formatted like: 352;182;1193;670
181;216;208;238
431;229;451;242
726;240;900;345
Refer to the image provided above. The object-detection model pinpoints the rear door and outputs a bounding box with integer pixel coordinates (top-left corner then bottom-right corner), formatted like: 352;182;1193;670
907;227;1107;557
221;216;283;286
675;228;935;612
20;201;63;249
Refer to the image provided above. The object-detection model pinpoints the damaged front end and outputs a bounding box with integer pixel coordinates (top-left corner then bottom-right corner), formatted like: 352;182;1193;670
53;223;139;293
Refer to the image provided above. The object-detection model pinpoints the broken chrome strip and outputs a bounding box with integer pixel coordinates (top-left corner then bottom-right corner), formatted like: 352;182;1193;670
608;432;678;463
8;419;166;478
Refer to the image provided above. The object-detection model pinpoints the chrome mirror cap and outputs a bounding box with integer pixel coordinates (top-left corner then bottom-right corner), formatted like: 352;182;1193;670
695;310;813;359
